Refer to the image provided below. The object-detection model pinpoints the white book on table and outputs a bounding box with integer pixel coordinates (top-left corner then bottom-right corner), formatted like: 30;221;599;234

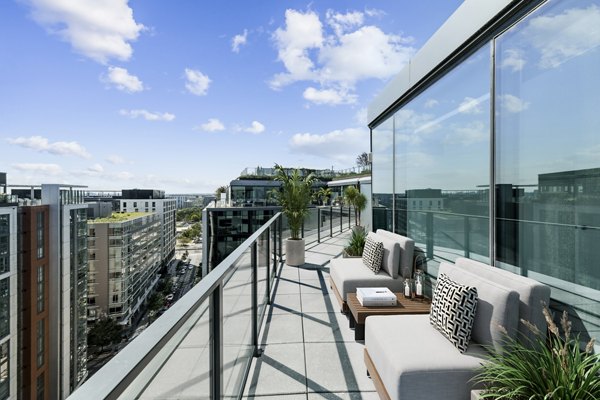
356;287;397;306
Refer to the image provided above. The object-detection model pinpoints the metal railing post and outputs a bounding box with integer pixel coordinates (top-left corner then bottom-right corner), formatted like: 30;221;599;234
301;219;304;239
210;284;223;400
266;228;271;304
278;217;283;262
464;216;471;258
329;206;333;237
339;204;343;233
251;242;261;357
348;206;351;229
426;212;434;259
317;208;321;243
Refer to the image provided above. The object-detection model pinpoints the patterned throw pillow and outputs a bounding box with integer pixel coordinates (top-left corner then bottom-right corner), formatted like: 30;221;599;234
362;235;384;273
429;273;478;353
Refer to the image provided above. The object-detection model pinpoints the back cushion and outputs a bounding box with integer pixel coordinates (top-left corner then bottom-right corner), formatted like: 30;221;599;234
376;230;415;278
377;235;401;279
438;262;519;353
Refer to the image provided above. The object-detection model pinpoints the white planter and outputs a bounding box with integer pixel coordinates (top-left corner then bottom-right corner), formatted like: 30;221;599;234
471;390;484;400
285;238;305;266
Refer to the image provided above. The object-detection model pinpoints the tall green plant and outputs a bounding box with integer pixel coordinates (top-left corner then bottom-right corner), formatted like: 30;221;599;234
344;186;367;226
345;226;366;256
273;164;315;240
475;308;600;399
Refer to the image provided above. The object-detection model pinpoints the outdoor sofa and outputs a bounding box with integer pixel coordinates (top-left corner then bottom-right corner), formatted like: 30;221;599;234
364;257;551;400
329;229;414;313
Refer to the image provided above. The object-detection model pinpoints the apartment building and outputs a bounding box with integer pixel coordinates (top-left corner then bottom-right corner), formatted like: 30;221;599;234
88;212;161;325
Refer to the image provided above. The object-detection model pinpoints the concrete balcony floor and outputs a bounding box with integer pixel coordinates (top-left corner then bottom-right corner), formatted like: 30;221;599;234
244;232;379;399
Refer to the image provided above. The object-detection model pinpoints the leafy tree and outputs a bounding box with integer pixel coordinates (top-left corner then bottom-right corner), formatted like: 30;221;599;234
88;318;123;351
315;187;332;205
215;186;228;197
147;292;165;312
356;152;371;170
344;186;368;226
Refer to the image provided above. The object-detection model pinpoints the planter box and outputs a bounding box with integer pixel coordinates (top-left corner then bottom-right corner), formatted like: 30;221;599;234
286;238;305;266
342;250;362;258
471;390;484;400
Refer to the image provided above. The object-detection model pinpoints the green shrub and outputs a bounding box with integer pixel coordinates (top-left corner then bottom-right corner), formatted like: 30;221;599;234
345;226;366;256
475;307;600;399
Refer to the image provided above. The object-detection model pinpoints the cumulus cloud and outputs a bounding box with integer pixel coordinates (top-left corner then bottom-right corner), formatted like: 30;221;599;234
106;154;127;164
184;68;211;96
104;66;144;92
303;86;357;105
199;118;225;132
12;163;63;175
270;9;414;105
7;135;91;158
424;99;439;109
289;127;368;162
499;94;530;113
26;0;144;64
244;121;265;134
444;121;488;145
457;96;484;115
500;49;526;72
525;5;600;69
232;29;248;53
88;163;104;173
119;109;175;121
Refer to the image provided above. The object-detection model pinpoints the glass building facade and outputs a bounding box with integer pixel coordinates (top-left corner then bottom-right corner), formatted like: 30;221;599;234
371;0;600;346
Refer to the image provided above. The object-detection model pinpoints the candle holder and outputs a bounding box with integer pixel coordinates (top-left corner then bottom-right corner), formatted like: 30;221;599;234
414;269;424;300
403;278;413;299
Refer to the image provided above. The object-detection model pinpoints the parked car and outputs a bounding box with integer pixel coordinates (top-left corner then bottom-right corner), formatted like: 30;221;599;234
166;294;174;302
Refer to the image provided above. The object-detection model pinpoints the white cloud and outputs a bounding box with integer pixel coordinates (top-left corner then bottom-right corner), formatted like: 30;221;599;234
458;97;484;114
184;68;211;96
270;9;414;104
119;109;175;121
104;66;144;92
424;99;439;109
244;121;265;134
326;10;364;36
106;154;126;164
88;163;104;173
499;94;530;113
500;49;526;72
7;135;91;158
271;9;323;89
199;118;225;132
303;86;357;105
26;0;144;64
232;29;248;53
444;121;488;145
365;8;386;18
115;171;134;180
354;107;368;125
289;127;368;162
525;5;600;69
12;163;63;175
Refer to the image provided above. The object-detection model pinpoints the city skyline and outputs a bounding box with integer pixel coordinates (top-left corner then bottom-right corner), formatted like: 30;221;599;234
0;0;462;193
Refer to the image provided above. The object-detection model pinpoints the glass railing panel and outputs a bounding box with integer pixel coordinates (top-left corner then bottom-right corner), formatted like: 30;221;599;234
256;230;270;322
120;299;210;399
303;208;319;245
222;249;253;397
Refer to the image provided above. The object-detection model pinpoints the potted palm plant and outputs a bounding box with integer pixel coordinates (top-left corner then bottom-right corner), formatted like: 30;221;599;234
473;307;600;399
273;164;315;266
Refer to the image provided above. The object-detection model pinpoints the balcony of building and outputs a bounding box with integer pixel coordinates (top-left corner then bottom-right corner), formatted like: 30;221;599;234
70;210;376;400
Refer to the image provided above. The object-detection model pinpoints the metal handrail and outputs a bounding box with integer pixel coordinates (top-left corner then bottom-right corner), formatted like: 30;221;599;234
69;212;283;400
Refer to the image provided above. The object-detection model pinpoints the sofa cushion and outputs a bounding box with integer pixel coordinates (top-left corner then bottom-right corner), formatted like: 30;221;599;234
378;234;401;279
362;233;384;273
430;273;478;353
376;230;415;278
438;262;519;353
365;314;486;400
330;257;404;301
455;257;551;345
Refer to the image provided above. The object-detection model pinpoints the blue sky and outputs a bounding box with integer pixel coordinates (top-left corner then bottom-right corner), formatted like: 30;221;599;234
0;0;463;193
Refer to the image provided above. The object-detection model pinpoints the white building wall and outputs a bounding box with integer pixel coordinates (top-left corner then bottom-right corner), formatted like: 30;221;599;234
0;206;18;400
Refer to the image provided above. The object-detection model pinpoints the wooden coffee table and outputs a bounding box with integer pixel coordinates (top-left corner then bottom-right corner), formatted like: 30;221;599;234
347;293;431;340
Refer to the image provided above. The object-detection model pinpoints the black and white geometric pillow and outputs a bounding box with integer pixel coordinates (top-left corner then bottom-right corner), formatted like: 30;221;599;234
362;236;384;273
429;273;478;353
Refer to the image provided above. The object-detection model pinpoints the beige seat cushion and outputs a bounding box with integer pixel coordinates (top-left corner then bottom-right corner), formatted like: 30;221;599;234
329;257;404;301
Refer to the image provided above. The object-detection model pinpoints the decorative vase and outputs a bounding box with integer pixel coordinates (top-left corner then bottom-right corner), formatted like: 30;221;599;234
286;238;305;266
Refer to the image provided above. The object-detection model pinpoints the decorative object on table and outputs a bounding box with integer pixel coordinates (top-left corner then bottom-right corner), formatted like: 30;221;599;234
356;287;397;307
474;307;600;399
403;278;412;299
414;269;424;299
272;163;315;266
343;225;366;257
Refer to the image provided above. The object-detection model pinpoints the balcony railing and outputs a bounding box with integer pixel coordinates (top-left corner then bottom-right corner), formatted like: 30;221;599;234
69;212;285;399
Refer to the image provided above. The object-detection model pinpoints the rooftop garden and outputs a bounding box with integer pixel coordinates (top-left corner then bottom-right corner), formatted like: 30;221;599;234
91;212;150;223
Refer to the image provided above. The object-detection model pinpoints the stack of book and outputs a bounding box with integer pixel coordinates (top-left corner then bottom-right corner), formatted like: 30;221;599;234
356;287;397;306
